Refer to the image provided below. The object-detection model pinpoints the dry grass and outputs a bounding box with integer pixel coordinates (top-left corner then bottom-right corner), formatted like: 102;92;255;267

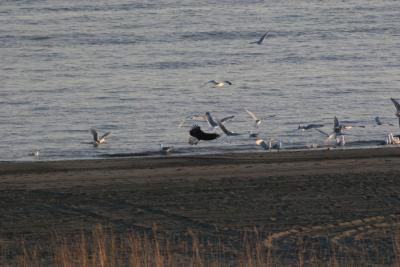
1;225;399;267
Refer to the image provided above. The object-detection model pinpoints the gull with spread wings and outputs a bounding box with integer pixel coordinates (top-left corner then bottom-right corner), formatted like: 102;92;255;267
250;31;270;45
90;129;111;147
245;109;275;128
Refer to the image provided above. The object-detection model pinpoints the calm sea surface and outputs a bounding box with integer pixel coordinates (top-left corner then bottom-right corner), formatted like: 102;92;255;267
1;0;400;160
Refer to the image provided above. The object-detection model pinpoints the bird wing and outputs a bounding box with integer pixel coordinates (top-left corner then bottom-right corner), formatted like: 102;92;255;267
391;98;400;111
259;31;269;42
314;128;329;137
216;120;235;136
190;125;220;140
90;129;98;141
334;116;339;129
375;116;382;125
220;115;235;123
245;109;258;121
309;124;324;129
100;131;111;140
205;112;218;127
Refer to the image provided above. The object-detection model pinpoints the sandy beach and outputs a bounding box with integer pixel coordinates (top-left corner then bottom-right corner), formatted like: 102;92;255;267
2;147;400;264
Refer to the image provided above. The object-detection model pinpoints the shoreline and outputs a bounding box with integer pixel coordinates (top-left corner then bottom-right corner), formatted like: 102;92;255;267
2;145;400;173
2;145;400;263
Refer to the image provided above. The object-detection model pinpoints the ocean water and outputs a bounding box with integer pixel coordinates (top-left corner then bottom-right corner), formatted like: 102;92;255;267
1;0;400;161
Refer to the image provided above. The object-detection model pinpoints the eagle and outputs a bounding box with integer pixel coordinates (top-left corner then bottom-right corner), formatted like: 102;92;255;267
189;125;220;145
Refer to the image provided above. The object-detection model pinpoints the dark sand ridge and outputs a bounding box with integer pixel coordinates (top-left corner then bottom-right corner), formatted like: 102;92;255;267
1;146;400;262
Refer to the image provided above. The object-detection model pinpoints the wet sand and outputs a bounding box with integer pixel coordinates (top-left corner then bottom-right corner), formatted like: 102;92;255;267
2;147;400;261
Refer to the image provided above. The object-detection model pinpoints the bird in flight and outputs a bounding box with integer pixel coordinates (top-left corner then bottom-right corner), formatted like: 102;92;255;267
298;124;324;131
250;31;270;45
189;125;220;145
245;109;275;128
203;80;232;88
90;129;111;147
390;98;400;127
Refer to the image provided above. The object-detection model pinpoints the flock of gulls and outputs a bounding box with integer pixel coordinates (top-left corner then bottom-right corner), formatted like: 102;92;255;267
28;31;400;157
85;96;400;156
92;30;400;155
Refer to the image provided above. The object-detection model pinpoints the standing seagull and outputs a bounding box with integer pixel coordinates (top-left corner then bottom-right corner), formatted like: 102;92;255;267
203;80;232;88
90;128;111;147
160;144;173;154
250;31;270;45
390;98;400;127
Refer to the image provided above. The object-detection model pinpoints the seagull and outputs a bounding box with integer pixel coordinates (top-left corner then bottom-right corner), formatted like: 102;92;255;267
203;80;232;88
205;112;235;130
256;138;282;151
245;109;275;128
160;144;173;154
189;125;220;145
180;112;234;129
256;139;268;150
298;124;324;131
90;128;111;147
250;31;269;45
375;116;394;126
216;120;242;136
314;117;359;145
28;151;40;157
390;98;400;127
386;133;400;145
245;109;261;128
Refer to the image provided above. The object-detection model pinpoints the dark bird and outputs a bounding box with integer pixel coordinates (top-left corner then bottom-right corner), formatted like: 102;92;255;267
390;98;400;127
298;124;324;131
90;129;111;147
375;116;394;126
250;31;270;45
189;125;220;145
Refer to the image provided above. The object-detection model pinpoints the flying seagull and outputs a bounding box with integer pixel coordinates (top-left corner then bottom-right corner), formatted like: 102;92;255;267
245;109;261;128
180;112;234;130
314;116;360;144
250;31;270;45
203;80;232;88
90;128;111;147
189;125;220;145
390;98;400;127
386;133;400;145
245;109;275;128
205;112;235;130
